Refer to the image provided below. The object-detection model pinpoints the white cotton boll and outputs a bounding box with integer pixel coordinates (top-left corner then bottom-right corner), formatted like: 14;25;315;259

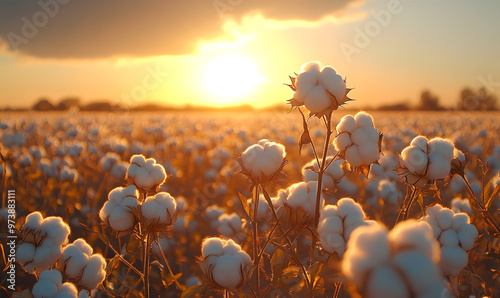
393;251;443;294
427;154;451;180
318;66;346;102
80;255;106;290
212;254;246;289
436;208;454;230
304;86;331;113
337;198;363;220
389;220;439;262
32;279;59;298
345;146;363;167
293;83;314;102
453;149;466;162
241;140;285;181
440;245;468;276
40;217;71;245
202;237;224;257
17;243;36;264
25;211;43;231
334;133;352;151
319;216;343;234
127;155;166;190
78;290;90;298
359;142;380;165
439;229;459;246
451;198;472;215
141;192;176;225
354;112;374;128
428;138;454;161
39;269;63;288
300;61;321;75
363;126;380;143
410;136;429;153
58;283;78;297
367;266;410;298
327;159;345;180
401;146;428;174
451;213;469;231
285;181;321;215
337;115;357;134
457;224;478;251
320;205;339;218
351;128;370;146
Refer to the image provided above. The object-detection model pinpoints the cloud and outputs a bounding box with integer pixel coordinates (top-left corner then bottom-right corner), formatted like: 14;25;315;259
0;0;361;59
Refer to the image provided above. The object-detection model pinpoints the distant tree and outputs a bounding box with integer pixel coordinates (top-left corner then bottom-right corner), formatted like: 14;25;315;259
56;97;80;111
457;87;498;110
378;102;411;111
32;97;56;111
417;89;443;110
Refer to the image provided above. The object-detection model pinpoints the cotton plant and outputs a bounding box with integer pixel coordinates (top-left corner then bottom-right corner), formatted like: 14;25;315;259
16;212;71;273
58;238;106;290
342;220;446;297
198;237;252;291
420;204;478;276
317;198;375;256
333;111;382;175
239;139;286;184
99;185;139;233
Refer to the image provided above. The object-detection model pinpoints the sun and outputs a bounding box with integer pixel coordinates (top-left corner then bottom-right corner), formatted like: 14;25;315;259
204;55;264;105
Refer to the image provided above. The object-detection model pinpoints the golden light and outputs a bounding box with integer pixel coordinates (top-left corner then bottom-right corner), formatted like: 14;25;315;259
204;55;264;105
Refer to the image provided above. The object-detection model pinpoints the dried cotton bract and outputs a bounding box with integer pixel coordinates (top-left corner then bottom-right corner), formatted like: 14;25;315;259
420;204;478;276
334;112;382;174
199;237;252;290
17;212;71;273
287;61;352;117
342;220;445;298
318;198;375;256
99;185;139;232
126;154;167;192
240;139;286;184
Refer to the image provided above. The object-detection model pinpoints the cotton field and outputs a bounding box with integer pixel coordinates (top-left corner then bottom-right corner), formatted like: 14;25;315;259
1;64;500;298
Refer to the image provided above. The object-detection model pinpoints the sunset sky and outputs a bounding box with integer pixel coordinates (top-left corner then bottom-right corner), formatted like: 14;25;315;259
0;0;499;109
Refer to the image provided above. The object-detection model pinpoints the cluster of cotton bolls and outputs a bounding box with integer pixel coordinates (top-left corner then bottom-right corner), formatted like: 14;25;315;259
420;204;478;276
365;179;400;206
126;154;167;191
369;153;399;181
99;152;128;179
216;212;245;241
31;269;89;298
58;238;106;290
450;197;473;215
60;165;79;183
317;198;375;256
240;139;286;183
199;237;252;290
205;205;226;231
342;220;445;297
400;136;462;185
302;157;345;190
99;185;139;232
17;212;71;273
333;112;381;169
289;61;351;115
247;194;285;230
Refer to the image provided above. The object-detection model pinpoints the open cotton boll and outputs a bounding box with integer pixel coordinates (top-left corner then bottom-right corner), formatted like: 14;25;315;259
126;154;166;191
428;138;455;161
80;254;106;290
141;192;177;225
318;66;346;102
240;139;286;182
450;197;472;215
440;245;468;276
367;265;410;298
40;217;71;246
302;157;345;189
410;136;429;153
24;211;43;231
217;213;243;239
58;283;78;297
199;238;252;290
16;243;36;264
337;115;357;134
401;146;428;174
304;86;331;113
354;111;374;128
99;185;139;232
32;270;65;298
334;133;352;151
285;181;322;216
427;154;451;180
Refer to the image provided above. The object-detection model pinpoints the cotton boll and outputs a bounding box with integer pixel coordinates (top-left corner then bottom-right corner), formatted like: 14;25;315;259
80;255;106;290
32;279;59;298
439;229;459;246
401;146;428;174
293;83;314;102
345;146;363;167
318;216;343;234
318;66;346;102
351;128;370;146
354;111;374;128
392;251;443;294
40;216;71;245
457;224;478;251
359;142;380;165
333;133;352;151
212;254;246;289
296;70;318;87
366;266;410;298
58;283;78;297
337;115;357;134
428;138;454;161
389;220;439;261
241;140;285;182
304;86;331;113
436;208;454;230
427;154;451;180
440;245;468;276
24;211;43;231
16;242;36;264
410;136;429;153
451;213;469;231
202;237;224;257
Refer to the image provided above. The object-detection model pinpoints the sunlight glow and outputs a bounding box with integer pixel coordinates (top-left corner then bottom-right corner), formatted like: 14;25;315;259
204;55;264;105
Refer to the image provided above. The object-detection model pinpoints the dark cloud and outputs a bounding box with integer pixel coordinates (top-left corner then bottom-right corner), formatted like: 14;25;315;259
0;0;358;59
